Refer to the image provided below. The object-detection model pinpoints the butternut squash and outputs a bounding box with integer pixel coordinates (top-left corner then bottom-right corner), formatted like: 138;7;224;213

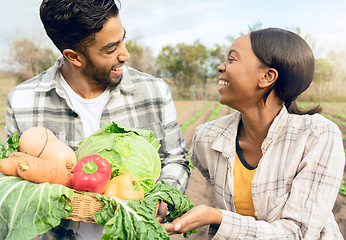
18;126;77;172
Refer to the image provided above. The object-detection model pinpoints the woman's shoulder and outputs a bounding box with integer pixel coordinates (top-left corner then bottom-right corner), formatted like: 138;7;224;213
288;113;342;137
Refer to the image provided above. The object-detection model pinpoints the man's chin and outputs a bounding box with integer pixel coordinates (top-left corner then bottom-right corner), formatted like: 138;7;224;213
108;74;123;88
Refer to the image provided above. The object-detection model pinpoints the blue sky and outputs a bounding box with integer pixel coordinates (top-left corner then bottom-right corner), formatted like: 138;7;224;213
0;0;345;62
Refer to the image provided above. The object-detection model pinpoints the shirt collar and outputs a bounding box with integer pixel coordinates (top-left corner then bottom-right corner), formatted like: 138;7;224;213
116;65;136;95
34;56;63;93
211;111;242;157
260;105;289;153
210;106;289;155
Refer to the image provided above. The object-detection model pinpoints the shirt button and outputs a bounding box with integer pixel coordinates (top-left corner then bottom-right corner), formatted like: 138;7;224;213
66;229;74;236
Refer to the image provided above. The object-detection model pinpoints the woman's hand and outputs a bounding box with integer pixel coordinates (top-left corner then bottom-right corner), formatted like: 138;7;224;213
162;205;223;235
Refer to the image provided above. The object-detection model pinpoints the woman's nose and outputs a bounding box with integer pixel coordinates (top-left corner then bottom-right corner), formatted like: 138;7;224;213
217;63;225;73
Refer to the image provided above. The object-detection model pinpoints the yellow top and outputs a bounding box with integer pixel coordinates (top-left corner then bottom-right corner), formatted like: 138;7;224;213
233;136;257;218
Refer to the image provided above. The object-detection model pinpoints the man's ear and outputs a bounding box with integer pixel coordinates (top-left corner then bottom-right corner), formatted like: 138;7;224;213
63;49;83;67
259;68;278;89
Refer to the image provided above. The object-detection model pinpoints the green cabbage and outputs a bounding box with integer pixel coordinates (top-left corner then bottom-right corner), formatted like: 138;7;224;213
0;174;74;240
76;123;161;193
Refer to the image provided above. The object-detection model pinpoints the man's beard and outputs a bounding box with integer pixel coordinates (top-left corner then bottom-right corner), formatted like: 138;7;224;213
82;55;123;88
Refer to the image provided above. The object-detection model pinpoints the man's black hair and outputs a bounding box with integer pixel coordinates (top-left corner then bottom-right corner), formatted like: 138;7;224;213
40;0;120;54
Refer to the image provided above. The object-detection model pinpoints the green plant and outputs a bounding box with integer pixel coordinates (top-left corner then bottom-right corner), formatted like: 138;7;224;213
209;103;223;121
334;112;346;120
322;114;340;123
322;103;338;110
339;177;346;204
180;103;211;133
187;154;194;174
76;123;161;193
297;102;309;109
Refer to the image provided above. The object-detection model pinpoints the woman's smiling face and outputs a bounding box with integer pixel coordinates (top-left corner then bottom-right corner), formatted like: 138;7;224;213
217;34;267;111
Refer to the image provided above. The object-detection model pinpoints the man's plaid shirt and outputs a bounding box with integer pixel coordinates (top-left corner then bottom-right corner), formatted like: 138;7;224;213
5;57;190;239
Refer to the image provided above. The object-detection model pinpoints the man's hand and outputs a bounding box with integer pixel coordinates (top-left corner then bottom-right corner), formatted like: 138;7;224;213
156;200;168;223
161;205;222;235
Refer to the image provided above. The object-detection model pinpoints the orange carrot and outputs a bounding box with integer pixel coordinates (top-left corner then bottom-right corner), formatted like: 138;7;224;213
0;152;28;176
17;156;73;188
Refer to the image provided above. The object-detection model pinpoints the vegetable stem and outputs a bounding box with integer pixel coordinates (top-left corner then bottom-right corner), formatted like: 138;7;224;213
83;161;99;174
18;161;29;171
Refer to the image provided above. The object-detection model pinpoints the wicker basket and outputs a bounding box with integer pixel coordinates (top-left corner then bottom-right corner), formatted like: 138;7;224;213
66;192;160;223
67;192;104;223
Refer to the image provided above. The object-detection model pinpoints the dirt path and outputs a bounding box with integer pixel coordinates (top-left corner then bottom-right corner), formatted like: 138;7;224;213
175;100;207;126
172;101;221;240
183;101;219;149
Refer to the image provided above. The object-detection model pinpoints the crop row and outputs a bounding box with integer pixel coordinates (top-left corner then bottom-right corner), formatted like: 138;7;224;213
340;177;346;204
209;104;223;122
180;103;211;133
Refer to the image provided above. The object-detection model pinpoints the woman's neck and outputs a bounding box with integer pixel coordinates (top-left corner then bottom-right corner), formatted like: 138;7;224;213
236;95;282;168
239;92;282;141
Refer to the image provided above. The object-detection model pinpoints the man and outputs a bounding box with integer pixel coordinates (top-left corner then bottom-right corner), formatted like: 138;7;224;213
5;0;190;239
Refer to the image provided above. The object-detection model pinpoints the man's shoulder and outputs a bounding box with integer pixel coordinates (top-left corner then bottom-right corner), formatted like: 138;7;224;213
9;58;60;95
126;66;165;83
9;73;43;95
12;58;62;94
123;66;170;97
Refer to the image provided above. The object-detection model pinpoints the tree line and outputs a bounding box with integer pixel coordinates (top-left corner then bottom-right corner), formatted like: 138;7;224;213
3;23;346;102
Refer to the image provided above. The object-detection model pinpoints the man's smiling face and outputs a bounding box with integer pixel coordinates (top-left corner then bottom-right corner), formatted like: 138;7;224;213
81;16;130;88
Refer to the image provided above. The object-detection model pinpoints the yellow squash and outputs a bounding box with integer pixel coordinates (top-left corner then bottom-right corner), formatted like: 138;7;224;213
104;173;144;200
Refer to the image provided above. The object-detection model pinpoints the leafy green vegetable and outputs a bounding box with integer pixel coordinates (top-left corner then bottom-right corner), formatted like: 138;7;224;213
91;182;196;239
0;131;19;159
0;173;74;240
0;126;196;239
0;176;196;239
145;182;198;238
76;123;161;193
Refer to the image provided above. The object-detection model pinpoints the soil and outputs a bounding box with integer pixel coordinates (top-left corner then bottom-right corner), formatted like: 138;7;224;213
171;100;346;240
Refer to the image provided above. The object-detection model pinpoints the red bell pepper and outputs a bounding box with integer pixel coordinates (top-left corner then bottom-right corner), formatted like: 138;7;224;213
72;154;111;194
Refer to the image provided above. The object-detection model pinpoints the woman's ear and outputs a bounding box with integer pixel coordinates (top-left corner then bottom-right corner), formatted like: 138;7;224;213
259;68;278;88
62;49;83;67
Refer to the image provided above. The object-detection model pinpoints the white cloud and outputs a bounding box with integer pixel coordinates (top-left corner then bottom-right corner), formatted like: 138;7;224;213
0;0;346;61
121;0;234;38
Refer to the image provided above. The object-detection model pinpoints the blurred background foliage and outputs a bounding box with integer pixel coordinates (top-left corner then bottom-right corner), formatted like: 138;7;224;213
1;22;345;103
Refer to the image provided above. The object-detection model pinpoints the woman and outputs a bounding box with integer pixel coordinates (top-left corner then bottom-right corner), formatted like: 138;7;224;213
163;28;345;239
